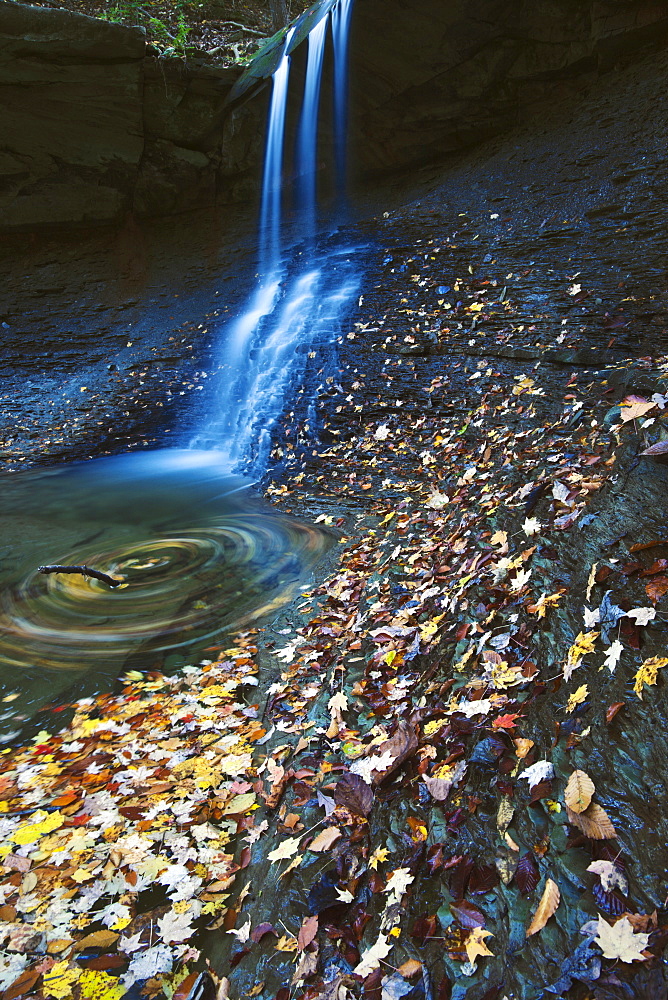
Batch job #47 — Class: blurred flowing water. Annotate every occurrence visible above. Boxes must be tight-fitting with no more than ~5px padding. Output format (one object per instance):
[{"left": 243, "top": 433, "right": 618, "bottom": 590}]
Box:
[
  {"left": 0, "top": 2, "right": 357, "bottom": 739},
  {"left": 190, "top": 0, "right": 359, "bottom": 475},
  {"left": 0, "top": 451, "right": 332, "bottom": 742}
]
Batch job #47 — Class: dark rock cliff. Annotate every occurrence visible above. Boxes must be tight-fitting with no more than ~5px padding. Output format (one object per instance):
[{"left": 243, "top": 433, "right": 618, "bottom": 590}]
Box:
[
  {"left": 2, "top": 0, "right": 668, "bottom": 229},
  {"left": 347, "top": 0, "right": 668, "bottom": 177},
  {"left": 0, "top": 1, "right": 248, "bottom": 228}
]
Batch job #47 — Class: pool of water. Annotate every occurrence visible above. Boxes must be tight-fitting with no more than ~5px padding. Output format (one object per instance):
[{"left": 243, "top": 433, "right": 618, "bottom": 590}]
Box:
[{"left": 0, "top": 448, "right": 332, "bottom": 743}]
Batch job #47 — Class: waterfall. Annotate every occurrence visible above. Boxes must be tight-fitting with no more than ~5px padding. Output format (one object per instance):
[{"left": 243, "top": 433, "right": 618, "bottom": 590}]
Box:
[
  {"left": 260, "top": 27, "right": 295, "bottom": 271},
  {"left": 296, "top": 16, "right": 328, "bottom": 234},
  {"left": 332, "top": 0, "right": 355, "bottom": 194},
  {"left": 190, "top": 0, "right": 357, "bottom": 475}
]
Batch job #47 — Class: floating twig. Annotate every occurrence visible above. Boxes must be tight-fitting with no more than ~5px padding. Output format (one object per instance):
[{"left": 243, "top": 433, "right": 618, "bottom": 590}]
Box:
[{"left": 38, "top": 565, "right": 122, "bottom": 588}]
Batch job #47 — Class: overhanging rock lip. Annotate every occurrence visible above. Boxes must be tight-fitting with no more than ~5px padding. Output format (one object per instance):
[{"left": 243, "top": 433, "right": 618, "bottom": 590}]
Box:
[{"left": 225, "top": 0, "right": 340, "bottom": 107}]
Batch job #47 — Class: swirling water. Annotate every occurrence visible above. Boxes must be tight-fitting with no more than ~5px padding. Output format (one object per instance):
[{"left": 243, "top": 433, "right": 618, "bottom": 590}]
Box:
[
  {"left": 0, "top": 2, "right": 357, "bottom": 738},
  {"left": 0, "top": 451, "right": 332, "bottom": 742}
]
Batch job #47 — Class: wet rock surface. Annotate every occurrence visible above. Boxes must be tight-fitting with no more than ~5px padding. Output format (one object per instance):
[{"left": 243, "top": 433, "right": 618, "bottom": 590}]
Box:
[{"left": 5, "top": 0, "right": 668, "bottom": 229}]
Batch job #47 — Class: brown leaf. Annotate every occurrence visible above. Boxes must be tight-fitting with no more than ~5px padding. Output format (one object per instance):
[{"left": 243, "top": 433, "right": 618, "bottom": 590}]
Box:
[
  {"left": 397, "top": 959, "right": 422, "bottom": 979},
  {"left": 629, "top": 539, "right": 668, "bottom": 553},
  {"left": 3, "top": 854, "right": 31, "bottom": 873},
  {"left": 292, "top": 943, "right": 319, "bottom": 983},
  {"left": 370, "top": 720, "right": 418, "bottom": 785},
  {"left": 297, "top": 914, "right": 319, "bottom": 952},
  {"left": 515, "top": 853, "right": 539, "bottom": 895},
  {"left": 422, "top": 774, "right": 454, "bottom": 801},
  {"left": 529, "top": 780, "right": 553, "bottom": 803},
  {"left": 308, "top": 827, "right": 342, "bottom": 853},
  {"left": 564, "top": 770, "right": 595, "bottom": 814},
  {"left": 640, "top": 559, "right": 668, "bottom": 576},
  {"left": 623, "top": 911, "right": 658, "bottom": 933},
  {"left": 645, "top": 576, "right": 668, "bottom": 604},
  {"left": 640, "top": 441, "right": 668, "bottom": 457},
  {"left": 566, "top": 802, "right": 616, "bottom": 839},
  {"left": 250, "top": 923, "right": 278, "bottom": 944},
  {"left": 526, "top": 878, "right": 560, "bottom": 936},
  {"left": 3, "top": 968, "right": 42, "bottom": 1000},
  {"left": 605, "top": 702, "right": 625, "bottom": 725},
  {"left": 334, "top": 773, "right": 374, "bottom": 817},
  {"left": 74, "top": 930, "right": 119, "bottom": 952}
]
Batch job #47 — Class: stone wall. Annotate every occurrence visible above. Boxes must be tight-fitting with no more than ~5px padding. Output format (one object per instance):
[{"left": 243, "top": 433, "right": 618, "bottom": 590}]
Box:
[
  {"left": 346, "top": 0, "right": 668, "bottom": 176},
  {"left": 0, "top": 1, "right": 246, "bottom": 228}
]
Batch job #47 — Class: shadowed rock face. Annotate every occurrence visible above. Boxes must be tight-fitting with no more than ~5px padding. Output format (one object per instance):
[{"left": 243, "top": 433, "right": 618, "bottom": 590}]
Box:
[
  {"left": 0, "top": 0, "right": 245, "bottom": 228},
  {"left": 346, "top": 0, "right": 668, "bottom": 176},
  {"left": 2, "top": 0, "right": 668, "bottom": 228}
]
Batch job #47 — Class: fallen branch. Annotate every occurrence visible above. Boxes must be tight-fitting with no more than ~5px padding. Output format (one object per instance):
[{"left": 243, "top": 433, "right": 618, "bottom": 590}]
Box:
[
  {"left": 38, "top": 565, "right": 122, "bottom": 588},
  {"left": 216, "top": 21, "right": 267, "bottom": 37}
]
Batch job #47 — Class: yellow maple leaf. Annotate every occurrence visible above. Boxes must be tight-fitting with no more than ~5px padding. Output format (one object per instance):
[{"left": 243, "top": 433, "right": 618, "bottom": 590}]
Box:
[
  {"left": 420, "top": 614, "right": 444, "bottom": 643},
  {"left": 633, "top": 656, "right": 668, "bottom": 699},
  {"left": 369, "top": 847, "right": 390, "bottom": 870},
  {"left": 43, "top": 961, "right": 81, "bottom": 999},
  {"left": 465, "top": 927, "right": 494, "bottom": 964},
  {"left": 12, "top": 809, "right": 65, "bottom": 846},
  {"left": 527, "top": 591, "right": 563, "bottom": 619},
  {"left": 490, "top": 662, "right": 523, "bottom": 690},
  {"left": 79, "top": 969, "right": 127, "bottom": 1000},
  {"left": 566, "top": 685, "right": 589, "bottom": 713},
  {"left": 565, "top": 630, "right": 599, "bottom": 677},
  {"left": 275, "top": 934, "right": 298, "bottom": 952},
  {"left": 278, "top": 854, "right": 303, "bottom": 879}
]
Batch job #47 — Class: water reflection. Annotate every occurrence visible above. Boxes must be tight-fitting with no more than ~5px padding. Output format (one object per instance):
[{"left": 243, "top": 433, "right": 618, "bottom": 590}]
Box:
[{"left": 0, "top": 449, "right": 331, "bottom": 741}]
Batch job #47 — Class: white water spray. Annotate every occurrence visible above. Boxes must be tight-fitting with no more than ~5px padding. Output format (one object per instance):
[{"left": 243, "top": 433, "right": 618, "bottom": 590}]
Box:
[
  {"left": 332, "top": 0, "right": 355, "bottom": 194},
  {"left": 191, "top": 0, "right": 357, "bottom": 474},
  {"left": 260, "top": 27, "right": 295, "bottom": 270}
]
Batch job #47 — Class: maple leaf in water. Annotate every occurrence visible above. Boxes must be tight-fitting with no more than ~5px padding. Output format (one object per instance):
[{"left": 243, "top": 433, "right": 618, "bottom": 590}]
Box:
[
  {"left": 353, "top": 933, "right": 392, "bottom": 977},
  {"left": 267, "top": 837, "right": 302, "bottom": 863},
  {"left": 633, "top": 656, "right": 668, "bottom": 699},
  {"left": 527, "top": 591, "right": 563, "bottom": 619},
  {"left": 626, "top": 607, "right": 656, "bottom": 626},
  {"left": 602, "top": 640, "right": 624, "bottom": 674},
  {"left": 522, "top": 516, "right": 541, "bottom": 536},
  {"left": 566, "top": 684, "right": 589, "bottom": 713},
  {"left": 594, "top": 915, "right": 649, "bottom": 962},
  {"left": 465, "top": 927, "right": 495, "bottom": 965},
  {"left": 564, "top": 630, "right": 599, "bottom": 680},
  {"left": 518, "top": 760, "right": 554, "bottom": 789}
]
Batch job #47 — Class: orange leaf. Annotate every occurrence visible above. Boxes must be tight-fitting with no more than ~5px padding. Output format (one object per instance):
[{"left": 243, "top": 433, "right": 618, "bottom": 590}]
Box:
[
  {"left": 566, "top": 802, "right": 616, "bottom": 839},
  {"left": 397, "top": 959, "right": 422, "bottom": 979},
  {"left": 564, "top": 770, "right": 595, "bottom": 814},
  {"left": 526, "top": 878, "right": 560, "bottom": 936},
  {"left": 605, "top": 702, "right": 625, "bottom": 724},
  {"left": 645, "top": 576, "right": 668, "bottom": 604}
]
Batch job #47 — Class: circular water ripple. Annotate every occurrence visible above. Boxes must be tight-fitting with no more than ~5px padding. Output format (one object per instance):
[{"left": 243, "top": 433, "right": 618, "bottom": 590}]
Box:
[
  {"left": 0, "top": 519, "right": 324, "bottom": 667},
  {"left": 0, "top": 450, "right": 331, "bottom": 731}
]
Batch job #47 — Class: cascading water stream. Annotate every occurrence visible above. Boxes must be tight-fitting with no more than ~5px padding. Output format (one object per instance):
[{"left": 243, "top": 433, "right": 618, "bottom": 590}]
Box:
[
  {"left": 190, "top": 0, "right": 358, "bottom": 476},
  {"left": 296, "top": 16, "right": 328, "bottom": 234},
  {"left": 260, "top": 26, "right": 296, "bottom": 271},
  {"left": 332, "top": 0, "right": 355, "bottom": 195}
]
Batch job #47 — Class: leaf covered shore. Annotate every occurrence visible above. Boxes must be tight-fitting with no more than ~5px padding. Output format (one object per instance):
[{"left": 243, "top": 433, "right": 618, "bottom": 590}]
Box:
[{"left": 3, "top": 323, "right": 668, "bottom": 997}]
